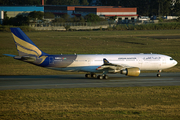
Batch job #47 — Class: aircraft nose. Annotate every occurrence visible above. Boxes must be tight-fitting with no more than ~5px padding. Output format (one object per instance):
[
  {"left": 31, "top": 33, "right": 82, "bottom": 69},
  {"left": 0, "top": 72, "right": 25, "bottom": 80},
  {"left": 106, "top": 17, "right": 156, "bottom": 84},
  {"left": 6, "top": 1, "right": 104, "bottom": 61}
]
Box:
[{"left": 174, "top": 60, "right": 178, "bottom": 65}]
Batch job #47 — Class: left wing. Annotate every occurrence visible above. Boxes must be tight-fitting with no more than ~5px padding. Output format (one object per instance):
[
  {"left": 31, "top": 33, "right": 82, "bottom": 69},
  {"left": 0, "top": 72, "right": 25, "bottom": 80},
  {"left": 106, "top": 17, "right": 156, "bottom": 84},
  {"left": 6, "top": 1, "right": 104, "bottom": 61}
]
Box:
[
  {"left": 96, "top": 58, "right": 124, "bottom": 73},
  {"left": 96, "top": 58, "right": 140, "bottom": 76}
]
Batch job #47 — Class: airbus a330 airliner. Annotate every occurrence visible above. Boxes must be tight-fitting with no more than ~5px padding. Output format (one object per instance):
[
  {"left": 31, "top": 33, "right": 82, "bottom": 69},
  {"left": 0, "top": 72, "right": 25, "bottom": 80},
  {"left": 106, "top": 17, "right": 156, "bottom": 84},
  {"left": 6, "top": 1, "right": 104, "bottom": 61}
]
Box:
[{"left": 4, "top": 28, "right": 178, "bottom": 79}]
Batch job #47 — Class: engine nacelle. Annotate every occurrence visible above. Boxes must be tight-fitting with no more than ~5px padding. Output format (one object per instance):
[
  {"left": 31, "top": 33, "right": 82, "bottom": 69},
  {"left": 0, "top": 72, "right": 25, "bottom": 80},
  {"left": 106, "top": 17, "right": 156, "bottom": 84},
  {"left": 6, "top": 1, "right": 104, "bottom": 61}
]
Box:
[{"left": 121, "top": 67, "right": 140, "bottom": 77}]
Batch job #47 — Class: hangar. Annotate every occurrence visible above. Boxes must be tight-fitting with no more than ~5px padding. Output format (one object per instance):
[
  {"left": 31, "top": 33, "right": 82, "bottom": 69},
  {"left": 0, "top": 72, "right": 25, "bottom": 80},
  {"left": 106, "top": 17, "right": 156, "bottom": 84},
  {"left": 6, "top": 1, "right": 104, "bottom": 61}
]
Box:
[
  {"left": 0, "top": 5, "right": 138, "bottom": 23},
  {"left": 44, "top": 6, "right": 138, "bottom": 22}
]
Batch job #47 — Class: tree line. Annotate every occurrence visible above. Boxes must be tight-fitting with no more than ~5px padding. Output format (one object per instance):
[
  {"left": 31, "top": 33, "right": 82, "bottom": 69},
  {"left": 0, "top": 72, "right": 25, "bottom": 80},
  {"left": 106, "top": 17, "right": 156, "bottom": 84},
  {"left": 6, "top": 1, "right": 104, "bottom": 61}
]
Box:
[
  {"left": 1, "top": 0, "right": 180, "bottom": 16},
  {"left": 0, "top": 0, "right": 90, "bottom": 5},
  {"left": 3, "top": 11, "right": 44, "bottom": 26},
  {"left": 3, "top": 11, "right": 106, "bottom": 26},
  {"left": 96, "top": 0, "right": 180, "bottom": 16}
]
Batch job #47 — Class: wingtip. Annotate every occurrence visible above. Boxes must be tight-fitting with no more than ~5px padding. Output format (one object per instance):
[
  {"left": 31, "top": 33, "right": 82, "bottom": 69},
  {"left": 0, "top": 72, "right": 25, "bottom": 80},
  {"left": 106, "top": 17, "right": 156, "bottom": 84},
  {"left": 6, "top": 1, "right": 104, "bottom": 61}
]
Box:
[{"left": 103, "top": 58, "right": 109, "bottom": 64}]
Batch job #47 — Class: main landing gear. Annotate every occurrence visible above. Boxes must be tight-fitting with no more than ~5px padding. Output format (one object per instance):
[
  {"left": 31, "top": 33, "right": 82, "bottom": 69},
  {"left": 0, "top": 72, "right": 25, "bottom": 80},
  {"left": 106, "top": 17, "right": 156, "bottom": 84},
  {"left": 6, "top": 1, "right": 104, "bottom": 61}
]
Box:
[
  {"left": 85, "top": 73, "right": 97, "bottom": 78},
  {"left": 157, "top": 70, "right": 161, "bottom": 77},
  {"left": 85, "top": 73, "right": 109, "bottom": 79},
  {"left": 97, "top": 75, "right": 109, "bottom": 80}
]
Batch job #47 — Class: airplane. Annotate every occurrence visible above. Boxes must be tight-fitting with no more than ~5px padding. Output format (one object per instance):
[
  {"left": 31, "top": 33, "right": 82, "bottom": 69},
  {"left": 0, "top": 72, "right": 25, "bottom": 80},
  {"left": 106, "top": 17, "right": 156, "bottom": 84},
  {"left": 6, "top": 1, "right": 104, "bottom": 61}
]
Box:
[{"left": 3, "top": 28, "right": 178, "bottom": 79}]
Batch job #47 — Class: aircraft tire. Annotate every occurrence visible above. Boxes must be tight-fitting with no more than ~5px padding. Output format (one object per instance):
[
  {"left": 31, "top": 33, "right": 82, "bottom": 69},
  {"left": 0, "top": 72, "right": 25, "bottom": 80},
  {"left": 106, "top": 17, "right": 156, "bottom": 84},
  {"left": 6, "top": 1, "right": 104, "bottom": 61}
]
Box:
[
  {"left": 103, "top": 75, "right": 108, "bottom": 79},
  {"left": 97, "top": 75, "right": 103, "bottom": 80},
  {"left": 157, "top": 74, "right": 161, "bottom": 77},
  {"left": 85, "top": 74, "right": 91, "bottom": 78},
  {"left": 91, "top": 74, "right": 97, "bottom": 78}
]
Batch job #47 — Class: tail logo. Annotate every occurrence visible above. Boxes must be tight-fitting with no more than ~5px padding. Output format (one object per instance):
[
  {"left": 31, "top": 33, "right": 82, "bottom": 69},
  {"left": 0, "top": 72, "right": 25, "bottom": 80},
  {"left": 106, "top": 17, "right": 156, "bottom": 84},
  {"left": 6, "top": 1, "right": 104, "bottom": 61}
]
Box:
[
  {"left": 38, "top": 56, "right": 48, "bottom": 64},
  {"left": 12, "top": 33, "right": 42, "bottom": 57}
]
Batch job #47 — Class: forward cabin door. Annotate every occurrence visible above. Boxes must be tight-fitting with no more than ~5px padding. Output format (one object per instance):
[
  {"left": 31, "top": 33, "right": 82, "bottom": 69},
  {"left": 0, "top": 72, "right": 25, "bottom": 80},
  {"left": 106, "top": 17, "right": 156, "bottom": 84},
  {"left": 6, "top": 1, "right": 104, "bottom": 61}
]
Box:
[
  {"left": 162, "top": 57, "right": 166, "bottom": 65},
  {"left": 138, "top": 57, "right": 143, "bottom": 69}
]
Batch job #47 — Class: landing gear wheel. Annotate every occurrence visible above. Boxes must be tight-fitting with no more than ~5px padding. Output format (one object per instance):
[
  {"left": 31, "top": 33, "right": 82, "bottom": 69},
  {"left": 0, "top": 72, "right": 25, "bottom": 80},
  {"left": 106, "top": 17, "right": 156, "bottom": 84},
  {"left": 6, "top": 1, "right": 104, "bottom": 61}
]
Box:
[
  {"left": 97, "top": 75, "right": 103, "bottom": 80},
  {"left": 91, "top": 74, "right": 97, "bottom": 78},
  {"left": 157, "top": 70, "right": 161, "bottom": 77},
  {"left": 85, "top": 74, "right": 91, "bottom": 78},
  {"left": 157, "top": 74, "right": 161, "bottom": 77},
  {"left": 85, "top": 73, "right": 97, "bottom": 78},
  {"left": 103, "top": 75, "right": 109, "bottom": 79}
]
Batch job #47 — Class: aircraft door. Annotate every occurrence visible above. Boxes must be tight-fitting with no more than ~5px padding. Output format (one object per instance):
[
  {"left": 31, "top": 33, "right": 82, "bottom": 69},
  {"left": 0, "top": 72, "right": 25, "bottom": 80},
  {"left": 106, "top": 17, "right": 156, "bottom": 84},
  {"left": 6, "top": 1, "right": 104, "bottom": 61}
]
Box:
[
  {"left": 162, "top": 57, "right": 166, "bottom": 64},
  {"left": 138, "top": 58, "right": 143, "bottom": 64},
  {"left": 138, "top": 58, "right": 143, "bottom": 68},
  {"left": 49, "top": 57, "right": 54, "bottom": 64},
  {"left": 88, "top": 59, "right": 93, "bottom": 65}
]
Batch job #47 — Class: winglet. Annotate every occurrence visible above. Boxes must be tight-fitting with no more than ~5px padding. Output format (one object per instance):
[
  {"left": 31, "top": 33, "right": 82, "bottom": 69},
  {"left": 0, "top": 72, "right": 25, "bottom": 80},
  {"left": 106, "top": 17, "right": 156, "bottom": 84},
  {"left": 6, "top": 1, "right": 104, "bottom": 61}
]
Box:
[
  {"left": 96, "top": 58, "right": 113, "bottom": 70},
  {"left": 103, "top": 58, "right": 110, "bottom": 64}
]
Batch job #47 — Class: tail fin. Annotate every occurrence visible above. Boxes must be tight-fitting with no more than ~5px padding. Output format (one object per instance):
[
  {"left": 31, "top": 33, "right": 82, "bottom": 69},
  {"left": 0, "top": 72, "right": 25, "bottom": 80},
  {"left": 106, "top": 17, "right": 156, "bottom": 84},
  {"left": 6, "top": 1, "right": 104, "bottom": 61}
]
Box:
[{"left": 10, "top": 28, "right": 47, "bottom": 57}]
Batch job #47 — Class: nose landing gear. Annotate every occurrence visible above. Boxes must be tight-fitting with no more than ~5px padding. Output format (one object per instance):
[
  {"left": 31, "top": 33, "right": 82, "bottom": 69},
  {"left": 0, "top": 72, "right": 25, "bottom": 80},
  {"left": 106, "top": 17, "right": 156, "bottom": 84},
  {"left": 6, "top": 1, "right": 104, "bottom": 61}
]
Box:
[{"left": 157, "top": 70, "right": 161, "bottom": 77}]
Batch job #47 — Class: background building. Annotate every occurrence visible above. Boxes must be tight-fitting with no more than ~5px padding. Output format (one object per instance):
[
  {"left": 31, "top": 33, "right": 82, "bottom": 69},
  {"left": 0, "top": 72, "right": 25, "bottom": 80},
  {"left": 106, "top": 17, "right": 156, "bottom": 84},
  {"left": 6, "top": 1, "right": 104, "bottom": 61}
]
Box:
[
  {"left": 0, "top": 10, "right": 4, "bottom": 24},
  {"left": 44, "top": 6, "right": 138, "bottom": 22},
  {"left": 0, "top": 5, "right": 138, "bottom": 23},
  {"left": 0, "top": 6, "right": 44, "bottom": 18},
  {"left": 44, "top": 6, "right": 76, "bottom": 18}
]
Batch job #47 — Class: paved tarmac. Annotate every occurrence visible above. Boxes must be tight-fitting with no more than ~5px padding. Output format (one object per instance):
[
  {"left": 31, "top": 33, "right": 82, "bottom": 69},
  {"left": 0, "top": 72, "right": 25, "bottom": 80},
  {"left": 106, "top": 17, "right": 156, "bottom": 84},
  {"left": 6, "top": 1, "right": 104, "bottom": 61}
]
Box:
[{"left": 0, "top": 73, "right": 180, "bottom": 90}]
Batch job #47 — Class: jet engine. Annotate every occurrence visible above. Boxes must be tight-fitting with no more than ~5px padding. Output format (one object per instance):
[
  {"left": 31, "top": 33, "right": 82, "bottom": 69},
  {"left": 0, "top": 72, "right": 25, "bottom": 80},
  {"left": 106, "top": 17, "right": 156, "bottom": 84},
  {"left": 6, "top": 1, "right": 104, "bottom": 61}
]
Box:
[{"left": 121, "top": 67, "right": 140, "bottom": 77}]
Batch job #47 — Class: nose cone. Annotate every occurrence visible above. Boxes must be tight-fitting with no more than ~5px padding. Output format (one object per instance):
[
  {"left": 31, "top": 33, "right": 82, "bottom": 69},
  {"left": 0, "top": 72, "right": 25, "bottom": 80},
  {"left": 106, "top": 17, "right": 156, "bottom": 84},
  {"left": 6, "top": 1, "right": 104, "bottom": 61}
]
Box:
[
  {"left": 172, "top": 60, "right": 178, "bottom": 67},
  {"left": 174, "top": 60, "right": 178, "bottom": 66}
]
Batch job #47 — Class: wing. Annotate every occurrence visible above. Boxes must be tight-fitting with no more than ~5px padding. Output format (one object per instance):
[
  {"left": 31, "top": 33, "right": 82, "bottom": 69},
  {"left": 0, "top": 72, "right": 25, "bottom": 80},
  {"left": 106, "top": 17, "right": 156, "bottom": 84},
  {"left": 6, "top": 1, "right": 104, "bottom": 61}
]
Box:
[
  {"left": 96, "top": 58, "right": 141, "bottom": 76},
  {"left": 96, "top": 58, "right": 126, "bottom": 73}
]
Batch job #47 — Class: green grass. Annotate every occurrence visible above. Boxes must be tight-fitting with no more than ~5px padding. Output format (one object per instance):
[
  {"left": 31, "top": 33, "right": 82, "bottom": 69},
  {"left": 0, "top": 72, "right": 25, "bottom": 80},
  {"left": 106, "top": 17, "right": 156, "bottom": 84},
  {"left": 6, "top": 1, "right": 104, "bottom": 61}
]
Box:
[
  {"left": 0, "top": 86, "right": 180, "bottom": 119},
  {"left": 0, "top": 30, "right": 180, "bottom": 75},
  {"left": 111, "top": 22, "right": 180, "bottom": 30},
  {"left": 1, "top": 30, "right": 180, "bottom": 119}
]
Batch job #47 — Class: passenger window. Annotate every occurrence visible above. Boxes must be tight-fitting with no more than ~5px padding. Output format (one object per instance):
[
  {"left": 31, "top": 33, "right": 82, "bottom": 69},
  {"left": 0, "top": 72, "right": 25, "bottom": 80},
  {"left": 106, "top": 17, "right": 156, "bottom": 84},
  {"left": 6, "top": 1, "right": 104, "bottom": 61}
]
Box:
[{"left": 170, "top": 58, "right": 174, "bottom": 60}]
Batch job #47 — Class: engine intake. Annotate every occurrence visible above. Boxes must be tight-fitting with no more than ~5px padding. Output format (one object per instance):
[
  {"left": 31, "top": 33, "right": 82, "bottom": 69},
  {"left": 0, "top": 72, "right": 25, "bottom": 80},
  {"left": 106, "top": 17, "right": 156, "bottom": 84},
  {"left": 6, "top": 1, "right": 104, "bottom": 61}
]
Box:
[{"left": 121, "top": 67, "right": 140, "bottom": 77}]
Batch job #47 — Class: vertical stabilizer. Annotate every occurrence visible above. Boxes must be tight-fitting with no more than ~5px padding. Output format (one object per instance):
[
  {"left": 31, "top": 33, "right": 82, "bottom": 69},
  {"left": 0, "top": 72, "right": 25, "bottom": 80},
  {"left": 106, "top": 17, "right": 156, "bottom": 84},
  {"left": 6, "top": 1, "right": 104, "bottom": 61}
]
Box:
[{"left": 10, "top": 28, "right": 47, "bottom": 56}]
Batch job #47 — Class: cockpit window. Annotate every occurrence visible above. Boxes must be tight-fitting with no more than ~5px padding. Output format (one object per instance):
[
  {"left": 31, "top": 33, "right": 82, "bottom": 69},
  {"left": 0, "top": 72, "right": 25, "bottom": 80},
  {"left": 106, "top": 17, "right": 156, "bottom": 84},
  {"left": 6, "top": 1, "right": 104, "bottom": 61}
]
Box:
[{"left": 170, "top": 58, "right": 174, "bottom": 60}]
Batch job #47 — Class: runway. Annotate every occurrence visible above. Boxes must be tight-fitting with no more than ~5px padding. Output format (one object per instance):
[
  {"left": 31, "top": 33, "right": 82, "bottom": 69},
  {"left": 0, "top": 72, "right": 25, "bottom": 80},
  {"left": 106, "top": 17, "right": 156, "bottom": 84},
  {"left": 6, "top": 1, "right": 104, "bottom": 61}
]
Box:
[{"left": 0, "top": 73, "right": 180, "bottom": 90}]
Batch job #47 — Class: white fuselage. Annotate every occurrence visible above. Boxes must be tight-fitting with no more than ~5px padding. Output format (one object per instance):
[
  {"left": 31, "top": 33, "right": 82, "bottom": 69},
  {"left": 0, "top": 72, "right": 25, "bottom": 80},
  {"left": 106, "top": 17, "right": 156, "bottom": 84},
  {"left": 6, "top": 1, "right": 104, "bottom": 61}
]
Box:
[
  {"left": 50, "top": 54, "right": 177, "bottom": 73},
  {"left": 9, "top": 28, "right": 178, "bottom": 78}
]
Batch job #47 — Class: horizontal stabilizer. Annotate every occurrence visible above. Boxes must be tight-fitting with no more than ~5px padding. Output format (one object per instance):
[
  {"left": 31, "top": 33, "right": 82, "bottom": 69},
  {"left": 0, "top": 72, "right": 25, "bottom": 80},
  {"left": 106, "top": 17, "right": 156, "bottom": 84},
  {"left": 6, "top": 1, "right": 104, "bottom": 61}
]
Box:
[
  {"left": 3, "top": 54, "right": 16, "bottom": 57},
  {"left": 14, "top": 56, "right": 37, "bottom": 62},
  {"left": 21, "top": 56, "right": 36, "bottom": 62}
]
